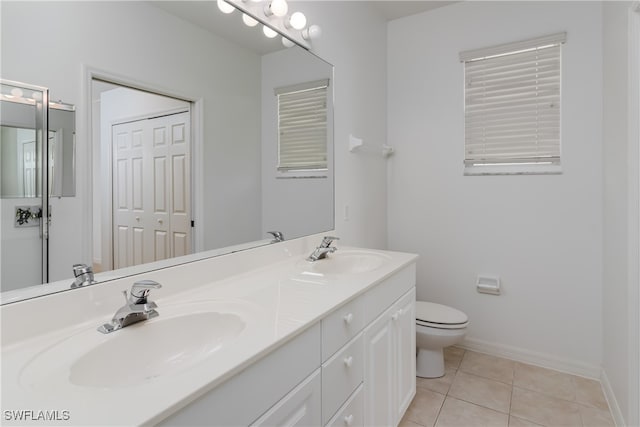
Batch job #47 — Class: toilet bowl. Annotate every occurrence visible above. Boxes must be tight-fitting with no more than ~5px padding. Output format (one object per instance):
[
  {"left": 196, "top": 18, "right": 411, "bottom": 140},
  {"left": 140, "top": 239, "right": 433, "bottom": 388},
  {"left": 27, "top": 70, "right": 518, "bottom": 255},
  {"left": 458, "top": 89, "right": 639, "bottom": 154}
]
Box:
[{"left": 416, "top": 301, "right": 468, "bottom": 378}]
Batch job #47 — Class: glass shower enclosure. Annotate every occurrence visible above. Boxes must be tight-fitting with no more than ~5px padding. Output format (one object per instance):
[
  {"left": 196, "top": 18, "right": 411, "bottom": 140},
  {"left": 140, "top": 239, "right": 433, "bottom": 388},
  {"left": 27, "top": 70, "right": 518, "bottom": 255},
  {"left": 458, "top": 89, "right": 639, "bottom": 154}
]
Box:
[{"left": 0, "top": 80, "right": 49, "bottom": 290}]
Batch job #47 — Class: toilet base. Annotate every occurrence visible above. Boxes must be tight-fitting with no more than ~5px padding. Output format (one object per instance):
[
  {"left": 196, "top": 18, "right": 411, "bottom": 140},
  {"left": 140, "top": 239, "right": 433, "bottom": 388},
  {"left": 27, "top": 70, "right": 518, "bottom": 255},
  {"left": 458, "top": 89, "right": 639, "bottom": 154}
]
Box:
[{"left": 416, "top": 348, "right": 445, "bottom": 378}]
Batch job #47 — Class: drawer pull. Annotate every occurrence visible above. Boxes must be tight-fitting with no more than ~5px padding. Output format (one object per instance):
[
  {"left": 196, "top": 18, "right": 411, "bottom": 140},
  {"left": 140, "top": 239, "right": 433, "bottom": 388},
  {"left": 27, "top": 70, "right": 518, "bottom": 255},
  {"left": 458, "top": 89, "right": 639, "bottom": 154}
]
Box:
[
  {"left": 343, "top": 356, "right": 353, "bottom": 368},
  {"left": 344, "top": 414, "right": 354, "bottom": 426},
  {"left": 343, "top": 313, "right": 354, "bottom": 324}
]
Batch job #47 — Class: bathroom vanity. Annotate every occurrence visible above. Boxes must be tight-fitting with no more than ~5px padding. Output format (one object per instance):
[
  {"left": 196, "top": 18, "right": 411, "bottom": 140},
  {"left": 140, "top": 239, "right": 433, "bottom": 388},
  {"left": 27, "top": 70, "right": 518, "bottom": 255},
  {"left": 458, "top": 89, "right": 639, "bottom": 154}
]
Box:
[{"left": 1, "top": 234, "right": 417, "bottom": 426}]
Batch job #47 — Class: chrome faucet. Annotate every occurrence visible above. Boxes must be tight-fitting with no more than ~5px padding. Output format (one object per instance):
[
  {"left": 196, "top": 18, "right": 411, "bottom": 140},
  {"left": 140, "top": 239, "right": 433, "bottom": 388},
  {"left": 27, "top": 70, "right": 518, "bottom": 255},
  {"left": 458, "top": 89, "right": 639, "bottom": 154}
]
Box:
[
  {"left": 97, "top": 280, "right": 162, "bottom": 334},
  {"left": 71, "top": 264, "right": 96, "bottom": 288},
  {"left": 307, "top": 236, "right": 340, "bottom": 262},
  {"left": 267, "top": 231, "right": 285, "bottom": 243}
]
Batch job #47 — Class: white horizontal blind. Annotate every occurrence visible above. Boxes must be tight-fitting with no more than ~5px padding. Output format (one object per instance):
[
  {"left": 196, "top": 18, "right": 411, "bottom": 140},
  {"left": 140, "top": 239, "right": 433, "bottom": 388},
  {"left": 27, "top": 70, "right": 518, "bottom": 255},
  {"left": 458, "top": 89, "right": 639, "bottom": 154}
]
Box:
[
  {"left": 277, "top": 79, "right": 329, "bottom": 171},
  {"left": 461, "top": 33, "right": 565, "bottom": 169}
]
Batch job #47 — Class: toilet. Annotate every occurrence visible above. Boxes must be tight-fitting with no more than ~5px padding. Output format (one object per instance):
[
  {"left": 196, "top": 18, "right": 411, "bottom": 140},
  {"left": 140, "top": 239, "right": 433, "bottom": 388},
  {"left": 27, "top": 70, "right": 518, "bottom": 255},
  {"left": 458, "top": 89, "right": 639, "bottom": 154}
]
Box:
[{"left": 415, "top": 301, "right": 469, "bottom": 378}]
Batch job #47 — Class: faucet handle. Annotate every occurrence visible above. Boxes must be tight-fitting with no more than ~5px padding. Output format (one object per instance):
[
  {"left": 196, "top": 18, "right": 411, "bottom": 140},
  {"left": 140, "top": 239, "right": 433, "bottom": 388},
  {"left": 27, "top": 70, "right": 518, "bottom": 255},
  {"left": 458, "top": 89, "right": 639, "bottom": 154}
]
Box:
[
  {"left": 267, "top": 231, "right": 285, "bottom": 242},
  {"left": 321, "top": 236, "right": 340, "bottom": 247},
  {"left": 73, "top": 263, "right": 92, "bottom": 277},
  {"left": 129, "top": 280, "right": 162, "bottom": 304}
]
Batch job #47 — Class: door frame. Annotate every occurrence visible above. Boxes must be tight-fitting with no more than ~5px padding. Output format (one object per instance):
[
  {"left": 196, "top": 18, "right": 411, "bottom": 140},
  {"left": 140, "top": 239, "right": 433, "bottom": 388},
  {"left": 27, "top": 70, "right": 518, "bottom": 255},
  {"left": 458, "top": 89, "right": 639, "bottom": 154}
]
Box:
[{"left": 83, "top": 66, "right": 204, "bottom": 272}]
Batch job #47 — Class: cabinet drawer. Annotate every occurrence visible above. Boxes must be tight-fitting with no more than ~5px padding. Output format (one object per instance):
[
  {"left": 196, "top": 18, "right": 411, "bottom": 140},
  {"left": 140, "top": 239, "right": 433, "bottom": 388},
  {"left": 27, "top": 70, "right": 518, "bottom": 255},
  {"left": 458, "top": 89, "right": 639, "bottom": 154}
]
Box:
[
  {"left": 322, "top": 295, "right": 364, "bottom": 361},
  {"left": 363, "top": 264, "right": 416, "bottom": 325},
  {"left": 251, "top": 369, "right": 321, "bottom": 427},
  {"left": 325, "top": 384, "right": 363, "bottom": 427},
  {"left": 322, "top": 332, "right": 364, "bottom": 424}
]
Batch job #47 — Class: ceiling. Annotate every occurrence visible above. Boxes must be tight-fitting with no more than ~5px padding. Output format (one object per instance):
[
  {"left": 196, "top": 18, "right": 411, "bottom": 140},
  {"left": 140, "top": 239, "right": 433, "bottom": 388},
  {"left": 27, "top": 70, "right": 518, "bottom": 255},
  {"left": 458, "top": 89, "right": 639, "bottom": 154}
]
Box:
[
  {"left": 370, "top": 1, "right": 458, "bottom": 21},
  {"left": 150, "top": 1, "right": 458, "bottom": 56},
  {"left": 151, "top": 1, "right": 288, "bottom": 55}
]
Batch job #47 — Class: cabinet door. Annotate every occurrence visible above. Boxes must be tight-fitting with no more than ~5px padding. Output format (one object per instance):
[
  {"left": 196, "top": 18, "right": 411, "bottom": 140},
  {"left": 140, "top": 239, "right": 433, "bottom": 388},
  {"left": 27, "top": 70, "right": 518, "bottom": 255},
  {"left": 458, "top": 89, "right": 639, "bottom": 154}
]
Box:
[
  {"left": 363, "top": 306, "right": 395, "bottom": 427},
  {"left": 394, "top": 289, "right": 416, "bottom": 422},
  {"left": 251, "top": 369, "right": 321, "bottom": 427}
]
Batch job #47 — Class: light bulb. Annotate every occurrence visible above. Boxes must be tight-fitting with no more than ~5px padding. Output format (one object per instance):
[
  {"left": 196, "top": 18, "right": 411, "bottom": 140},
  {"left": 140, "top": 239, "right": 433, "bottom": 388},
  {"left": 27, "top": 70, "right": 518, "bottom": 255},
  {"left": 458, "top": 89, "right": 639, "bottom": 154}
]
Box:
[
  {"left": 217, "top": 0, "right": 235, "bottom": 14},
  {"left": 242, "top": 13, "right": 258, "bottom": 26},
  {"left": 302, "top": 24, "right": 321, "bottom": 41},
  {"left": 287, "top": 12, "right": 306, "bottom": 30},
  {"left": 282, "top": 37, "right": 294, "bottom": 48},
  {"left": 262, "top": 25, "right": 278, "bottom": 38},
  {"left": 264, "top": 0, "right": 287, "bottom": 17},
  {"left": 10, "top": 88, "right": 23, "bottom": 98}
]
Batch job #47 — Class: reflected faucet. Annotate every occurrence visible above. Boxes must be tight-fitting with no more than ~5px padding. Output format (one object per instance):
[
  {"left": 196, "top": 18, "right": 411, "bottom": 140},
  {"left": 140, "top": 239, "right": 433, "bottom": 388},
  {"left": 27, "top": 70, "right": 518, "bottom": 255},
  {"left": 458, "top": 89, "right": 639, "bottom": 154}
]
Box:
[
  {"left": 97, "top": 280, "right": 162, "bottom": 334},
  {"left": 71, "top": 264, "right": 96, "bottom": 288},
  {"left": 307, "top": 236, "right": 340, "bottom": 262},
  {"left": 267, "top": 231, "right": 285, "bottom": 243}
]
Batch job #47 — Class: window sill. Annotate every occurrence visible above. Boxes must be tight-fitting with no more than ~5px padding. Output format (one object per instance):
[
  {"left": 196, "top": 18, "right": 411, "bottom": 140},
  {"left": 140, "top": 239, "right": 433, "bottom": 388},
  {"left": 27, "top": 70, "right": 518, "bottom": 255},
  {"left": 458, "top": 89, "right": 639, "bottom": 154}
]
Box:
[
  {"left": 464, "top": 163, "right": 563, "bottom": 176},
  {"left": 276, "top": 169, "right": 328, "bottom": 179}
]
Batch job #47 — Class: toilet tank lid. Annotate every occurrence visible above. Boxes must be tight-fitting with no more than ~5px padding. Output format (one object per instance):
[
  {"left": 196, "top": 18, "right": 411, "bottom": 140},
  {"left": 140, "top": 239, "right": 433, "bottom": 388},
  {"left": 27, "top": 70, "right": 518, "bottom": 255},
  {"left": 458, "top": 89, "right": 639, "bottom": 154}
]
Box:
[{"left": 416, "top": 301, "right": 468, "bottom": 325}]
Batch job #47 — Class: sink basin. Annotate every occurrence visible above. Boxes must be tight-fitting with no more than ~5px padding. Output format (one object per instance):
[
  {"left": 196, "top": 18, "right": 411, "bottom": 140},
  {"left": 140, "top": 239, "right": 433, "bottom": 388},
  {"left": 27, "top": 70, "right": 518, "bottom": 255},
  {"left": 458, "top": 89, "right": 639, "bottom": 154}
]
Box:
[
  {"left": 70, "top": 312, "right": 244, "bottom": 388},
  {"left": 300, "top": 250, "right": 391, "bottom": 275},
  {"left": 19, "top": 300, "right": 251, "bottom": 390}
]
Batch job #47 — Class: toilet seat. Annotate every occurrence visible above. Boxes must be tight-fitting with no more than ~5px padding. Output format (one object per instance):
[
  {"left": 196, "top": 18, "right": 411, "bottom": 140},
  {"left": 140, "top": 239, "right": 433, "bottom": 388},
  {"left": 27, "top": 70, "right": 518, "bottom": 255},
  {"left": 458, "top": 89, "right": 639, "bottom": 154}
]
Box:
[{"left": 416, "top": 301, "right": 468, "bottom": 330}]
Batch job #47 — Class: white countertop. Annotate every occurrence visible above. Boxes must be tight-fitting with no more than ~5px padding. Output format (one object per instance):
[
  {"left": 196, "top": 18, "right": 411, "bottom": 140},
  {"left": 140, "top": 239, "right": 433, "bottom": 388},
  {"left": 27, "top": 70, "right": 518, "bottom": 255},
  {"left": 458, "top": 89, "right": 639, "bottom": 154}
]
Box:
[{"left": 1, "top": 242, "right": 417, "bottom": 426}]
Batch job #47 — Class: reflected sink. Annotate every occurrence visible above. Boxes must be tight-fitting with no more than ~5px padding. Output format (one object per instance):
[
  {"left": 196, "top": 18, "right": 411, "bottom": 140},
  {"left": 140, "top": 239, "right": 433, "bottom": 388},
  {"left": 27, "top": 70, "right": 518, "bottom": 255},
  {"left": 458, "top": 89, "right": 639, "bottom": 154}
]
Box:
[
  {"left": 70, "top": 312, "right": 244, "bottom": 388},
  {"left": 300, "top": 250, "right": 392, "bottom": 275},
  {"left": 20, "top": 301, "right": 250, "bottom": 391}
]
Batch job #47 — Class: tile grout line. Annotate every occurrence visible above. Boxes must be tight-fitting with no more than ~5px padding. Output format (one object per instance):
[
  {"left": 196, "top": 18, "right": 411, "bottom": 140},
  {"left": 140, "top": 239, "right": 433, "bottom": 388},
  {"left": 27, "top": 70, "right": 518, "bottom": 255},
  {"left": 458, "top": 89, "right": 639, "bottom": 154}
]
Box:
[{"left": 508, "top": 378, "right": 514, "bottom": 424}]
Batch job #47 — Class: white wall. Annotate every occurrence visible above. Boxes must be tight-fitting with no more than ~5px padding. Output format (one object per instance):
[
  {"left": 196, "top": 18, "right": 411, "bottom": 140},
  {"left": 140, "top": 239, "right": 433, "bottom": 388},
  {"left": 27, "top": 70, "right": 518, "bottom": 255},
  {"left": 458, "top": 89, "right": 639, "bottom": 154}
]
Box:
[
  {"left": 602, "top": 2, "right": 640, "bottom": 425},
  {"left": 261, "top": 47, "right": 334, "bottom": 241},
  {"left": 387, "top": 1, "right": 604, "bottom": 374},
  {"left": 1, "top": 2, "right": 263, "bottom": 283},
  {"left": 290, "top": 1, "right": 389, "bottom": 249}
]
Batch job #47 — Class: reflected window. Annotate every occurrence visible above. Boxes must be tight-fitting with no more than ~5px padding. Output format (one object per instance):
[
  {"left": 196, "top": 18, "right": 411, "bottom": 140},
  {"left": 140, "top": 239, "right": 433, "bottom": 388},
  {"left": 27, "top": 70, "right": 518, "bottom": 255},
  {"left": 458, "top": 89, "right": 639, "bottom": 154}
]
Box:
[{"left": 276, "top": 79, "right": 329, "bottom": 173}]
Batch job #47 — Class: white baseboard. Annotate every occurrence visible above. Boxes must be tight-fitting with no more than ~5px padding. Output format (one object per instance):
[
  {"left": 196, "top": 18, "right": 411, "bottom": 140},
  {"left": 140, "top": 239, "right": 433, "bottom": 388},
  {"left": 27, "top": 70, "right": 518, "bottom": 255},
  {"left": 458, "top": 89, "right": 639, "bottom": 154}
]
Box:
[
  {"left": 459, "top": 337, "right": 602, "bottom": 379},
  {"left": 600, "top": 370, "right": 626, "bottom": 427}
]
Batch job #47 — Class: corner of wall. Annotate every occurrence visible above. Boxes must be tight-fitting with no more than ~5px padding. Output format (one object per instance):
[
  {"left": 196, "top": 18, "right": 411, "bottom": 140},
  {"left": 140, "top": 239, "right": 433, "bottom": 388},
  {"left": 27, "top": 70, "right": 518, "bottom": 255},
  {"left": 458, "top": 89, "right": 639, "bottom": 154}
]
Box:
[{"left": 601, "top": 369, "right": 627, "bottom": 427}]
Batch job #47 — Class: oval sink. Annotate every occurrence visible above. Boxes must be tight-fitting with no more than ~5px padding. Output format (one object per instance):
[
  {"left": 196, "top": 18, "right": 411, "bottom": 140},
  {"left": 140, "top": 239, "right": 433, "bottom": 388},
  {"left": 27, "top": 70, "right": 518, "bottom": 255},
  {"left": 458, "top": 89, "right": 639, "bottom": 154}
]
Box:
[
  {"left": 69, "top": 312, "right": 244, "bottom": 388},
  {"left": 300, "top": 250, "right": 391, "bottom": 275},
  {"left": 20, "top": 301, "right": 252, "bottom": 391}
]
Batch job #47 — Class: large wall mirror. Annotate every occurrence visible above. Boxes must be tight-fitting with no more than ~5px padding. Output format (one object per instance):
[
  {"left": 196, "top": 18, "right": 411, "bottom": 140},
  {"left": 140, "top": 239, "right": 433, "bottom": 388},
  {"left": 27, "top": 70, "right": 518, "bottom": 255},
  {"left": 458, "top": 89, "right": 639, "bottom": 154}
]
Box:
[{"left": 0, "top": 1, "right": 334, "bottom": 303}]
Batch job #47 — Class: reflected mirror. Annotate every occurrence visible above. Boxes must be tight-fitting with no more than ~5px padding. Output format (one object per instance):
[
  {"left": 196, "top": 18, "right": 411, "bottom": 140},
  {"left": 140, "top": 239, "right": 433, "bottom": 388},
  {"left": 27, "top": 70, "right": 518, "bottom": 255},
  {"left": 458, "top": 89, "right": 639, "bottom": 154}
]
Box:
[
  {"left": 0, "top": 101, "right": 76, "bottom": 199},
  {"left": 0, "top": 1, "right": 334, "bottom": 302}
]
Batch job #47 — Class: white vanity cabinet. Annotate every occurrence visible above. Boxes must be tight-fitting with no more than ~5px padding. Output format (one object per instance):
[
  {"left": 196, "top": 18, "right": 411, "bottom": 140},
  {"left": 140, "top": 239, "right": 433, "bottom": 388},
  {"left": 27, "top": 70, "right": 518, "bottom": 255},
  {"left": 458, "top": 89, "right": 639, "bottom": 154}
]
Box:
[
  {"left": 363, "top": 284, "right": 416, "bottom": 427},
  {"left": 158, "top": 263, "right": 416, "bottom": 427},
  {"left": 322, "top": 264, "right": 417, "bottom": 427}
]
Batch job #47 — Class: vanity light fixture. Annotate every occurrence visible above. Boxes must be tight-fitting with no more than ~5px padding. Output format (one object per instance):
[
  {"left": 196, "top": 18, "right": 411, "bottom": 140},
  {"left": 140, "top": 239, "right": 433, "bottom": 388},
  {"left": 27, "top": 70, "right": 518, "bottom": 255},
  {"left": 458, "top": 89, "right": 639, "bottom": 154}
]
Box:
[
  {"left": 262, "top": 25, "right": 278, "bottom": 38},
  {"left": 285, "top": 11, "right": 306, "bottom": 30},
  {"left": 301, "top": 24, "right": 322, "bottom": 41},
  {"left": 217, "top": 0, "right": 235, "bottom": 14},
  {"left": 282, "top": 37, "right": 295, "bottom": 48},
  {"left": 222, "top": 0, "right": 320, "bottom": 47},
  {"left": 10, "top": 88, "right": 23, "bottom": 98},
  {"left": 242, "top": 13, "right": 259, "bottom": 27},
  {"left": 264, "top": 0, "right": 288, "bottom": 17}
]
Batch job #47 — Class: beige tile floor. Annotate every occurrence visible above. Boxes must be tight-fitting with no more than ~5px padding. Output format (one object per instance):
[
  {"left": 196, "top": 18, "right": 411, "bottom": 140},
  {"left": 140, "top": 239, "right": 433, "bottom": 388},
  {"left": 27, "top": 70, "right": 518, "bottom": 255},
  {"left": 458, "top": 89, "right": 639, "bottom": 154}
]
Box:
[{"left": 400, "top": 347, "right": 615, "bottom": 427}]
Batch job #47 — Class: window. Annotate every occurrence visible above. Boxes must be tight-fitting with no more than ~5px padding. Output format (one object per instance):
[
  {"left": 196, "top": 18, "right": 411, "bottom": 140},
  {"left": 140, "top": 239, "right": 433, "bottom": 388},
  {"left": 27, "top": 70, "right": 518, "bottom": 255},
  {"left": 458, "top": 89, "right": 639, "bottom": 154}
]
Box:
[
  {"left": 460, "top": 33, "right": 566, "bottom": 175},
  {"left": 276, "top": 79, "right": 329, "bottom": 174}
]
